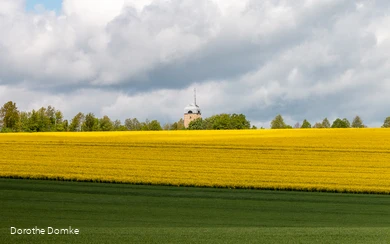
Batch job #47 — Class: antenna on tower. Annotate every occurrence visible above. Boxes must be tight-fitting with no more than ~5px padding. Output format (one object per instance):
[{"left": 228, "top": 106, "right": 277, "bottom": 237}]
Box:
[{"left": 194, "top": 88, "right": 196, "bottom": 105}]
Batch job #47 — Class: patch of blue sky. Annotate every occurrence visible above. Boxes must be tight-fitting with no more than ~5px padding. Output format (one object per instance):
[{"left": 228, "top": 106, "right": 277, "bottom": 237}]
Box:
[{"left": 25, "top": 0, "right": 63, "bottom": 13}]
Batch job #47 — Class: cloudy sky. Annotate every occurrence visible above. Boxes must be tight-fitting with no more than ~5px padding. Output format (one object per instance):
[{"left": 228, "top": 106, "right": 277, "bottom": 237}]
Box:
[{"left": 1, "top": 0, "right": 390, "bottom": 127}]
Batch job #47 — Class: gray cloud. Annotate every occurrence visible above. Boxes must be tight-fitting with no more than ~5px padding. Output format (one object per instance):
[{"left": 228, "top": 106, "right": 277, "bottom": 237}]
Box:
[{"left": 1, "top": 0, "right": 390, "bottom": 127}]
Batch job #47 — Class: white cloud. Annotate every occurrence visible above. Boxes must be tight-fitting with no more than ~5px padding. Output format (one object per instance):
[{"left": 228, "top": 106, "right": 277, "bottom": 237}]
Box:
[
  {"left": 1, "top": 0, "right": 390, "bottom": 127},
  {"left": 0, "top": 0, "right": 24, "bottom": 16},
  {"left": 62, "top": 0, "right": 125, "bottom": 27}
]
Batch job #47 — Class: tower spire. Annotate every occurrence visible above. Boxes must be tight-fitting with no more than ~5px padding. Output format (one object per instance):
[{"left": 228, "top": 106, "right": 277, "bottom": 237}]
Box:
[{"left": 194, "top": 88, "right": 196, "bottom": 106}]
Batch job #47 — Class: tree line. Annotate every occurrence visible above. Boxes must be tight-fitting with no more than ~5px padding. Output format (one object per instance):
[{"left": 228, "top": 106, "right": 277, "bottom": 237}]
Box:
[
  {"left": 0, "top": 101, "right": 251, "bottom": 132},
  {"left": 270, "top": 114, "right": 390, "bottom": 129},
  {"left": 0, "top": 101, "right": 168, "bottom": 132},
  {"left": 2, "top": 101, "right": 390, "bottom": 132}
]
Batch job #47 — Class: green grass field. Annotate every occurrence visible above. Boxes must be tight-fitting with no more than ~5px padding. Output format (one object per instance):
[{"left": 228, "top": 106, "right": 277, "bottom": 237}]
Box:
[{"left": 1, "top": 178, "right": 389, "bottom": 243}]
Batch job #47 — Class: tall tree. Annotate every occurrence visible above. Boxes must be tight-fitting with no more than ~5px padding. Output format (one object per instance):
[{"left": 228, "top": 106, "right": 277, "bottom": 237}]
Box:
[
  {"left": 113, "top": 119, "right": 122, "bottom": 130},
  {"left": 352, "top": 116, "right": 364, "bottom": 128},
  {"left": 46, "top": 106, "right": 56, "bottom": 131},
  {"left": 82, "top": 113, "right": 97, "bottom": 131},
  {"left": 0, "top": 101, "right": 19, "bottom": 131},
  {"left": 99, "top": 115, "right": 113, "bottom": 131},
  {"left": 301, "top": 119, "right": 311, "bottom": 128},
  {"left": 63, "top": 120, "right": 69, "bottom": 132},
  {"left": 342, "top": 118, "right": 351, "bottom": 128},
  {"left": 17, "top": 111, "right": 30, "bottom": 132},
  {"left": 69, "top": 112, "right": 85, "bottom": 132},
  {"left": 382, "top": 117, "right": 390, "bottom": 128},
  {"left": 321, "top": 118, "right": 330, "bottom": 128},
  {"left": 55, "top": 110, "right": 65, "bottom": 131},
  {"left": 37, "top": 107, "right": 51, "bottom": 132},
  {"left": 176, "top": 118, "right": 185, "bottom": 130},
  {"left": 124, "top": 118, "right": 132, "bottom": 130},
  {"left": 55, "top": 111, "right": 63, "bottom": 125},
  {"left": 28, "top": 110, "right": 39, "bottom": 132},
  {"left": 271, "top": 115, "right": 287, "bottom": 129}
]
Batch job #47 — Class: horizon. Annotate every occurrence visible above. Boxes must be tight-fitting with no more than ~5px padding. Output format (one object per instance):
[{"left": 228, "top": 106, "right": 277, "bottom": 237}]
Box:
[{"left": 1, "top": 1, "right": 390, "bottom": 128}]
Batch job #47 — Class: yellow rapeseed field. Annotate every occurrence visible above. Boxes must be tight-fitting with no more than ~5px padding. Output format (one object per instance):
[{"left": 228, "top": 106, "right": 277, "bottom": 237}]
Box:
[{"left": 0, "top": 129, "right": 389, "bottom": 193}]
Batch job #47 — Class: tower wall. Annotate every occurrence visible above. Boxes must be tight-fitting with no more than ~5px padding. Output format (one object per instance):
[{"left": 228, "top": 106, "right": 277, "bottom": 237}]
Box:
[{"left": 184, "top": 113, "right": 202, "bottom": 128}]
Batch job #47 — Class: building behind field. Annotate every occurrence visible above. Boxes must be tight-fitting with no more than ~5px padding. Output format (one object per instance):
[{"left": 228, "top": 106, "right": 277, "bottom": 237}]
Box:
[{"left": 184, "top": 89, "right": 201, "bottom": 128}]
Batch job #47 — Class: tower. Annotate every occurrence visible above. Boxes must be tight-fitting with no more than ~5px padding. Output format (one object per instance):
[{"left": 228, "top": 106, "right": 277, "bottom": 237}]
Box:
[{"left": 184, "top": 88, "right": 202, "bottom": 128}]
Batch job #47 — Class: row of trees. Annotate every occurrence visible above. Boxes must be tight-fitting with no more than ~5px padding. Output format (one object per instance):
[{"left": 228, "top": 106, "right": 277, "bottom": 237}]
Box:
[
  {"left": 188, "top": 113, "right": 251, "bottom": 130},
  {"left": 0, "top": 101, "right": 167, "bottom": 132},
  {"left": 0, "top": 101, "right": 245, "bottom": 132},
  {"left": 0, "top": 101, "right": 252, "bottom": 132},
  {"left": 2, "top": 100, "right": 390, "bottom": 132},
  {"left": 270, "top": 115, "right": 379, "bottom": 129}
]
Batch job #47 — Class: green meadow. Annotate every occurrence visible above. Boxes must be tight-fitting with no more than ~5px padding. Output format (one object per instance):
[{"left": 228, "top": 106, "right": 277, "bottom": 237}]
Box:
[{"left": 0, "top": 178, "right": 389, "bottom": 243}]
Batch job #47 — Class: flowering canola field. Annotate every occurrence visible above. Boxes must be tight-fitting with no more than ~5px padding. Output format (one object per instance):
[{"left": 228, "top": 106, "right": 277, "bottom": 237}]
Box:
[{"left": 0, "top": 129, "right": 389, "bottom": 194}]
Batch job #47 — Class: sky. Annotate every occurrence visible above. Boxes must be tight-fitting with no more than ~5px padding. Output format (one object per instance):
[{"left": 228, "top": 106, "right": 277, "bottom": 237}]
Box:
[
  {"left": 1, "top": 0, "right": 390, "bottom": 128},
  {"left": 25, "top": 0, "right": 62, "bottom": 13}
]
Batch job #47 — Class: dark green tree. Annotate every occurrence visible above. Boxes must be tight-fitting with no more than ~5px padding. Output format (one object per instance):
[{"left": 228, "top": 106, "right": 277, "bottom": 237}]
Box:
[
  {"left": 63, "top": 120, "right": 69, "bottom": 132},
  {"left": 99, "top": 115, "right": 113, "bottom": 131},
  {"left": 271, "top": 115, "right": 287, "bottom": 129},
  {"left": 148, "top": 120, "right": 162, "bottom": 131},
  {"left": 28, "top": 110, "right": 39, "bottom": 132},
  {"left": 37, "top": 107, "right": 51, "bottom": 132},
  {"left": 331, "top": 118, "right": 350, "bottom": 128},
  {"left": 212, "top": 114, "right": 231, "bottom": 130},
  {"left": 342, "top": 118, "right": 351, "bottom": 128},
  {"left": 301, "top": 119, "right": 311, "bottom": 128},
  {"left": 200, "top": 113, "right": 250, "bottom": 130},
  {"left": 230, "top": 113, "right": 251, "bottom": 129},
  {"left": 82, "top": 113, "right": 97, "bottom": 131}
]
